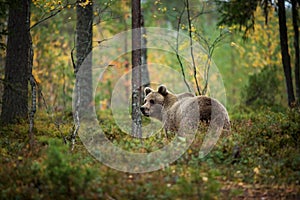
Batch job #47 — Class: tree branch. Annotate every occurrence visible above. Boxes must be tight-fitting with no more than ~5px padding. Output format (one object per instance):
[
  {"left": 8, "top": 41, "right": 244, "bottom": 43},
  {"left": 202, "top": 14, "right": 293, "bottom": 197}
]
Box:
[
  {"left": 30, "top": 1, "right": 76, "bottom": 30},
  {"left": 175, "top": 6, "right": 192, "bottom": 93},
  {"left": 186, "top": 0, "right": 201, "bottom": 95}
]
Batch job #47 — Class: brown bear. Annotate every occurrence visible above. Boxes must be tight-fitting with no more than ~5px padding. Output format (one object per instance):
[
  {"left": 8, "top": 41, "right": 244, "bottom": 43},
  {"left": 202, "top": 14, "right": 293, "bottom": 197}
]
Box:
[{"left": 140, "top": 85, "right": 230, "bottom": 135}]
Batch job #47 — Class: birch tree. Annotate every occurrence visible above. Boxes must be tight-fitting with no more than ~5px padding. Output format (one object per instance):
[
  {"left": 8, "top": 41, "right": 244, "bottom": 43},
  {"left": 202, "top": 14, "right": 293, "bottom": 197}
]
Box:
[
  {"left": 131, "top": 0, "right": 142, "bottom": 137},
  {"left": 71, "top": 0, "right": 93, "bottom": 149}
]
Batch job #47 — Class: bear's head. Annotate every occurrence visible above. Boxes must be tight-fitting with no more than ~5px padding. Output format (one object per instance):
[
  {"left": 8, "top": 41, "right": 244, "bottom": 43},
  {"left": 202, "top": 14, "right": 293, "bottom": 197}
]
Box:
[{"left": 140, "top": 85, "right": 169, "bottom": 120}]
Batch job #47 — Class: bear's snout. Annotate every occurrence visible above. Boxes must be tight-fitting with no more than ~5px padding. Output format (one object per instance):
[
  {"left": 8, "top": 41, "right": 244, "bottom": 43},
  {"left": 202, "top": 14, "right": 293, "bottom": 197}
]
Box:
[
  {"left": 140, "top": 106, "right": 145, "bottom": 114},
  {"left": 140, "top": 106, "right": 145, "bottom": 113},
  {"left": 140, "top": 106, "right": 149, "bottom": 116}
]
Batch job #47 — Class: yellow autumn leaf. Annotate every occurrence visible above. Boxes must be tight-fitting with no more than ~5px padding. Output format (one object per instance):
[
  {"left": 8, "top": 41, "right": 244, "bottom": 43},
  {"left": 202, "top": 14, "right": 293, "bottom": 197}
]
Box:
[
  {"left": 253, "top": 166, "right": 260, "bottom": 174},
  {"left": 190, "top": 26, "right": 196, "bottom": 32}
]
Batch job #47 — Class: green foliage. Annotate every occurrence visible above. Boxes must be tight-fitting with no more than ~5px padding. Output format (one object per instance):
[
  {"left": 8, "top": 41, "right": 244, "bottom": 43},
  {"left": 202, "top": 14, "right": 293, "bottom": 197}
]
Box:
[
  {"left": 172, "top": 165, "right": 222, "bottom": 199},
  {"left": 0, "top": 138, "right": 103, "bottom": 199},
  {"left": 1, "top": 108, "right": 300, "bottom": 199},
  {"left": 241, "top": 66, "right": 281, "bottom": 109},
  {"left": 224, "top": 108, "right": 300, "bottom": 185},
  {"left": 216, "top": 0, "right": 259, "bottom": 35},
  {"left": 42, "top": 139, "right": 99, "bottom": 198}
]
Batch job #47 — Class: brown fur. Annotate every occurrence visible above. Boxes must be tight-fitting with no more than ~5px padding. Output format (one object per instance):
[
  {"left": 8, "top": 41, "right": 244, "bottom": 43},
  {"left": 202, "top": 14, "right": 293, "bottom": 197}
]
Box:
[
  {"left": 176, "top": 92, "right": 195, "bottom": 99},
  {"left": 140, "top": 85, "right": 230, "bottom": 133}
]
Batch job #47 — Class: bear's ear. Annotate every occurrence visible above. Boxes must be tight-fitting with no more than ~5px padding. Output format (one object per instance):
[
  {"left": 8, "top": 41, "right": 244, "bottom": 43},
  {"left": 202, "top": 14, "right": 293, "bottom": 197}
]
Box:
[
  {"left": 158, "top": 85, "right": 168, "bottom": 96},
  {"left": 144, "top": 87, "right": 154, "bottom": 96}
]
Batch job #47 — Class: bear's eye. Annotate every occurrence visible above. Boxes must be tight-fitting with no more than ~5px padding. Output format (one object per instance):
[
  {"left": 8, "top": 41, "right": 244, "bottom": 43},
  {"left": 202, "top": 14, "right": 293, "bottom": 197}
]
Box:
[{"left": 150, "top": 99, "right": 155, "bottom": 104}]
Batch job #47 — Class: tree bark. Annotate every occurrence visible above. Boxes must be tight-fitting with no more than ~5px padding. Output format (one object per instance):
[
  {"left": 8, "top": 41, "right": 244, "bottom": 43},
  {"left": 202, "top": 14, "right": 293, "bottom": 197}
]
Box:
[
  {"left": 141, "top": 14, "right": 150, "bottom": 100},
  {"left": 132, "top": 0, "right": 142, "bottom": 137},
  {"left": 76, "top": 0, "right": 93, "bottom": 118},
  {"left": 71, "top": 0, "right": 93, "bottom": 149},
  {"left": 1, "top": 0, "right": 30, "bottom": 124},
  {"left": 292, "top": 0, "right": 300, "bottom": 103},
  {"left": 278, "top": 0, "right": 295, "bottom": 107}
]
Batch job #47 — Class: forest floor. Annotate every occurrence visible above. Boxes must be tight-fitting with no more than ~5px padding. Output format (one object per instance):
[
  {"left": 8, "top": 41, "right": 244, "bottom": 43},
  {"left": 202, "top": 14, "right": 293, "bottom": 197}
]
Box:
[{"left": 0, "top": 107, "right": 300, "bottom": 199}]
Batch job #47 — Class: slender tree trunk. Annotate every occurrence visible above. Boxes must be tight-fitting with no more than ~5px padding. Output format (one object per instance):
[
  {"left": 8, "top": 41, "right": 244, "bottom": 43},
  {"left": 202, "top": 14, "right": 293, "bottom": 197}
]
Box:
[
  {"left": 132, "top": 0, "right": 142, "bottom": 137},
  {"left": 141, "top": 14, "right": 150, "bottom": 100},
  {"left": 186, "top": 0, "right": 201, "bottom": 95},
  {"left": 278, "top": 0, "right": 295, "bottom": 107},
  {"left": 292, "top": 0, "right": 300, "bottom": 103},
  {"left": 1, "top": 0, "right": 30, "bottom": 124},
  {"left": 71, "top": 0, "right": 93, "bottom": 149},
  {"left": 231, "top": 34, "right": 236, "bottom": 105},
  {"left": 76, "top": 0, "right": 93, "bottom": 118},
  {"left": 124, "top": 18, "right": 130, "bottom": 104}
]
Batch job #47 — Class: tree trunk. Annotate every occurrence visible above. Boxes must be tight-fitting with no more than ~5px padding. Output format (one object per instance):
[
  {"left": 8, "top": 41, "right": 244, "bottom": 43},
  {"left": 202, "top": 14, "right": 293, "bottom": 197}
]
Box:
[
  {"left": 132, "top": 0, "right": 142, "bottom": 137},
  {"left": 1, "top": 0, "right": 30, "bottom": 124},
  {"left": 292, "top": 0, "right": 300, "bottom": 103},
  {"left": 278, "top": 0, "right": 295, "bottom": 107},
  {"left": 76, "top": 0, "right": 93, "bottom": 119},
  {"left": 141, "top": 14, "right": 150, "bottom": 100},
  {"left": 71, "top": 0, "right": 93, "bottom": 149}
]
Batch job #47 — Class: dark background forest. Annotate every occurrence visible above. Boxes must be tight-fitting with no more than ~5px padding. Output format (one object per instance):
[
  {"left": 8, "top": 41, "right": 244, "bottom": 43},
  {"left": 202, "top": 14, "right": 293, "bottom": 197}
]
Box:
[{"left": 0, "top": 0, "right": 299, "bottom": 199}]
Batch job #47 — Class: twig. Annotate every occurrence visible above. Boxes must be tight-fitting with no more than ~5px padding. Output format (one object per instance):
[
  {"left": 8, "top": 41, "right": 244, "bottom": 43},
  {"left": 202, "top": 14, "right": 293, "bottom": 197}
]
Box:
[
  {"left": 175, "top": 7, "right": 192, "bottom": 93},
  {"left": 28, "top": 32, "right": 36, "bottom": 148},
  {"left": 70, "top": 30, "right": 79, "bottom": 150},
  {"left": 200, "top": 29, "right": 230, "bottom": 95},
  {"left": 29, "top": 75, "right": 37, "bottom": 138},
  {"left": 71, "top": 38, "right": 77, "bottom": 72},
  {"left": 186, "top": 0, "right": 201, "bottom": 95},
  {"left": 30, "top": 1, "right": 76, "bottom": 30},
  {"left": 39, "top": 89, "right": 68, "bottom": 144},
  {"left": 71, "top": 79, "right": 81, "bottom": 151}
]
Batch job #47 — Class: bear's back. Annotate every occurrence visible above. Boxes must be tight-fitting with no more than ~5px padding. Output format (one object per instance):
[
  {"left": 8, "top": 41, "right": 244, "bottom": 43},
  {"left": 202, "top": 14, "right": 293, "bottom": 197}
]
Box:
[{"left": 164, "top": 95, "right": 230, "bottom": 132}]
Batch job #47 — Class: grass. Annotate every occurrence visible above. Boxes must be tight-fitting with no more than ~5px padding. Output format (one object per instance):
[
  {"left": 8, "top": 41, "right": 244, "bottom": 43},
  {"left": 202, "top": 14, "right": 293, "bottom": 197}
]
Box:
[{"left": 0, "top": 107, "right": 300, "bottom": 199}]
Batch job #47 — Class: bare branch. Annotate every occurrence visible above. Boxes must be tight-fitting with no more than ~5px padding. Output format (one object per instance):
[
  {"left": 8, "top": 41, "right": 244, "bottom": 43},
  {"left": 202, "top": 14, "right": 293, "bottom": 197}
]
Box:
[
  {"left": 71, "top": 37, "right": 77, "bottom": 73},
  {"left": 198, "top": 29, "right": 231, "bottom": 95},
  {"left": 37, "top": 87, "right": 68, "bottom": 144},
  {"left": 175, "top": 7, "right": 192, "bottom": 93},
  {"left": 28, "top": 32, "right": 36, "bottom": 148},
  {"left": 186, "top": 0, "right": 201, "bottom": 95},
  {"left": 30, "top": 1, "right": 76, "bottom": 30}
]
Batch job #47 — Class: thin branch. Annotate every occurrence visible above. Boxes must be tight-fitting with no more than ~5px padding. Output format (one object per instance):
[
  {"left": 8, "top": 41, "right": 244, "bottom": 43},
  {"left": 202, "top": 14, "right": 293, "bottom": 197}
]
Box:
[
  {"left": 28, "top": 25, "right": 68, "bottom": 144},
  {"left": 30, "top": 2, "right": 76, "bottom": 30},
  {"left": 38, "top": 87, "right": 68, "bottom": 144},
  {"left": 163, "top": 38, "right": 190, "bottom": 92},
  {"left": 30, "top": 9, "right": 62, "bottom": 30},
  {"left": 191, "top": 9, "right": 216, "bottom": 21},
  {"left": 28, "top": 75, "right": 37, "bottom": 139},
  {"left": 198, "top": 29, "right": 230, "bottom": 95},
  {"left": 94, "top": 38, "right": 110, "bottom": 46},
  {"left": 175, "top": 7, "right": 192, "bottom": 93},
  {"left": 186, "top": 0, "right": 201, "bottom": 95},
  {"left": 71, "top": 32, "right": 77, "bottom": 72},
  {"left": 93, "top": 3, "right": 116, "bottom": 26},
  {"left": 28, "top": 32, "right": 36, "bottom": 148}
]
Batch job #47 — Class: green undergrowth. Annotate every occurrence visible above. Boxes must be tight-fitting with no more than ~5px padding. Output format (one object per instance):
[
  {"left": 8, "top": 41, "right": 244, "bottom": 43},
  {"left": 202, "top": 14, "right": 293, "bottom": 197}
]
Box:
[{"left": 0, "top": 108, "right": 300, "bottom": 199}]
